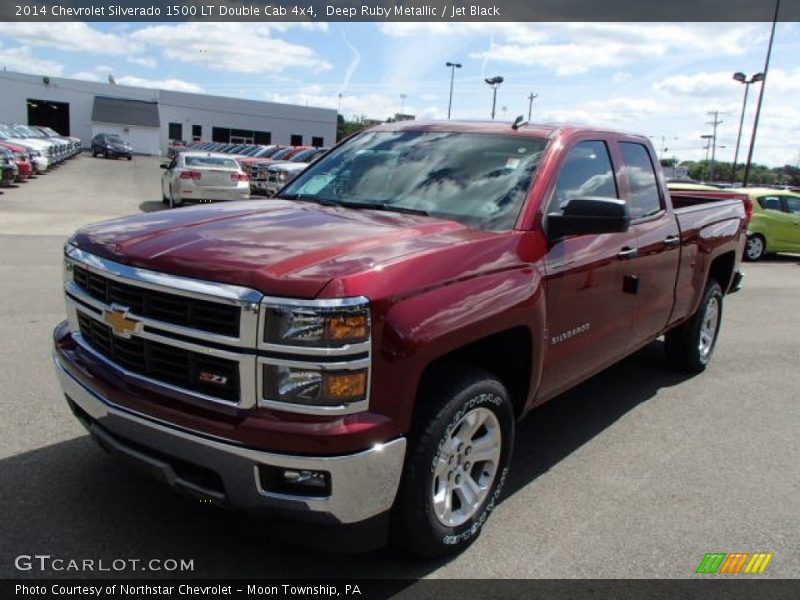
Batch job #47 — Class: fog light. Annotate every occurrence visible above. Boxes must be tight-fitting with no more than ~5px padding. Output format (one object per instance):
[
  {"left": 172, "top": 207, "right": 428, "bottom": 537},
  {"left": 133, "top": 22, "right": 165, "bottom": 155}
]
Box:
[{"left": 258, "top": 465, "right": 331, "bottom": 497}]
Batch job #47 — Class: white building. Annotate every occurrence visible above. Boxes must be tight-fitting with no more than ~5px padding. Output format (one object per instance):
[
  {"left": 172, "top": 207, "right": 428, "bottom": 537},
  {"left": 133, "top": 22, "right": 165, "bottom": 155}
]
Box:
[{"left": 0, "top": 70, "right": 337, "bottom": 155}]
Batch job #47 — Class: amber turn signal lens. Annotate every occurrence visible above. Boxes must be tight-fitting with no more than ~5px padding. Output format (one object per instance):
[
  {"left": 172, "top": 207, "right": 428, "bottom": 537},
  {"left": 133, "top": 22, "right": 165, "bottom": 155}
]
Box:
[
  {"left": 324, "top": 371, "right": 367, "bottom": 401},
  {"left": 324, "top": 314, "right": 369, "bottom": 342}
]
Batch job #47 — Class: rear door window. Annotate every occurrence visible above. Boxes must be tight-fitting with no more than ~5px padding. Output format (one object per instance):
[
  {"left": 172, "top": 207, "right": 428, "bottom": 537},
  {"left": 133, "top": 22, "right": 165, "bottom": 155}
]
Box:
[
  {"left": 619, "top": 142, "right": 663, "bottom": 219},
  {"left": 758, "top": 196, "right": 782, "bottom": 211}
]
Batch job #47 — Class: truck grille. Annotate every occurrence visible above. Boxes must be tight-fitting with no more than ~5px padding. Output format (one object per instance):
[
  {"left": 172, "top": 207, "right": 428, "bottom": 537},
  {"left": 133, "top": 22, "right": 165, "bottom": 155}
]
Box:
[
  {"left": 77, "top": 311, "right": 240, "bottom": 402},
  {"left": 73, "top": 265, "right": 240, "bottom": 337}
]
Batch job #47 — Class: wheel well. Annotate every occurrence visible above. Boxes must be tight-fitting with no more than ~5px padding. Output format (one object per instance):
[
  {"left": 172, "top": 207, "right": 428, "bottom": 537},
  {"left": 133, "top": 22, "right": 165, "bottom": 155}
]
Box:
[
  {"left": 417, "top": 327, "right": 533, "bottom": 418},
  {"left": 708, "top": 251, "right": 736, "bottom": 293}
]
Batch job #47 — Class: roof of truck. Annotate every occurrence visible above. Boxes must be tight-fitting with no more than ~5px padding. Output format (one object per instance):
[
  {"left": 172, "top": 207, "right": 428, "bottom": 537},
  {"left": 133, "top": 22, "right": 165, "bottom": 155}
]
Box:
[{"left": 372, "top": 119, "right": 647, "bottom": 140}]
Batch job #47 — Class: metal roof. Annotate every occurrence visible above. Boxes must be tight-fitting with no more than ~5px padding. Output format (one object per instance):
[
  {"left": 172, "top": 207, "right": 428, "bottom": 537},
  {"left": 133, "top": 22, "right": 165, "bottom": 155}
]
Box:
[{"left": 91, "top": 96, "right": 160, "bottom": 128}]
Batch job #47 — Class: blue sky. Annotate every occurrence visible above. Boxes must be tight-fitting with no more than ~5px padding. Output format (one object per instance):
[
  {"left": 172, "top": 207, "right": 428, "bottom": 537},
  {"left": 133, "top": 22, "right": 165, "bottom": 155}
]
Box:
[{"left": 1, "top": 21, "right": 798, "bottom": 166}]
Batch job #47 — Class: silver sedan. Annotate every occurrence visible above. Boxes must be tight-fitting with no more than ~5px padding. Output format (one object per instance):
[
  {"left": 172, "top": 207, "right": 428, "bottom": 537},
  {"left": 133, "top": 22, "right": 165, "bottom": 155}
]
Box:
[{"left": 161, "top": 152, "right": 250, "bottom": 208}]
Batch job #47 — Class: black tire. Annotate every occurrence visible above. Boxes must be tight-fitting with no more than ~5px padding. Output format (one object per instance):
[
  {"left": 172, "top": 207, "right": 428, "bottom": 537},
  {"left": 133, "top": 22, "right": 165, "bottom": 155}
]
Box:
[
  {"left": 665, "top": 280, "right": 723, "bottom": 373},
  {"left": 744, "top": 234, "right": 765, "bottom": 261},
  {"left": 127, "top": 156, "right": 132, "bottom": 161},
  {"left": 392, "top": 364, "right": 514, "bottom": 558},
  {"left": 92, "top": 150, "right": 98, "bottom": 158},
  {"left": 162, "top": 192, "right": 169, "bottom": 205}
]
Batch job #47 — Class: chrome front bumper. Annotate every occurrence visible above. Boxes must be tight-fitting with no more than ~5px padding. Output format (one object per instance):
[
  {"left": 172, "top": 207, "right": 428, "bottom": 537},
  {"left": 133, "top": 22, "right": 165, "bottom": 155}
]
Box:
[{"left": 53, "top": 355, "right": 406, "bottom": 525}]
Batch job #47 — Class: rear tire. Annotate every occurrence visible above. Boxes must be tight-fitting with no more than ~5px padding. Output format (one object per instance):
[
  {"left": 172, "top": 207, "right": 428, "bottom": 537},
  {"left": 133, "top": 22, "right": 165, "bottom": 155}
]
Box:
[
  {"left": 127, "top": 156, "right": 132, "bottom": 161},
  {"left": 665, "top": 280, "right": 723, "bottom": 373},
  {"left": 744, "top": 234, "right": 765, "bottom": 261},
  {"left": 391, "top": 365, "right": 514, "bottom": 558}
]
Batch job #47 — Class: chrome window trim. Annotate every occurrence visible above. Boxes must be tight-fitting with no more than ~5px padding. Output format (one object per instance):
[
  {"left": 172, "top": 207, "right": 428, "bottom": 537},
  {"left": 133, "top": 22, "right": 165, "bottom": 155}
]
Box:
[{"left": 256, "top": 355, "right": 371, "bottom": 416}]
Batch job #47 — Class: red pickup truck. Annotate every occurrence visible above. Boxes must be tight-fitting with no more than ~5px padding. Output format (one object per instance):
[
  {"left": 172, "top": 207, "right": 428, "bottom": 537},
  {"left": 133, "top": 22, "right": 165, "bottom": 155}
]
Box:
[{"left": 53, "top": 121, "right": 746, "bottom": 557}]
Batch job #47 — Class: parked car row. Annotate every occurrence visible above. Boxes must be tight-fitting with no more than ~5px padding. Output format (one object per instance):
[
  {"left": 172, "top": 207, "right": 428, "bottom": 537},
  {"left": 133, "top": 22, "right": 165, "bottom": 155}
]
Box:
[
  {"left": 668, "top": 180, "right": 800, "bottom": 261},
  {"left": 167, "top": 140, "right": 328, "bottom": 198},
  {"left": 0, "top": 124, "right": 81, "bottom": 186}
]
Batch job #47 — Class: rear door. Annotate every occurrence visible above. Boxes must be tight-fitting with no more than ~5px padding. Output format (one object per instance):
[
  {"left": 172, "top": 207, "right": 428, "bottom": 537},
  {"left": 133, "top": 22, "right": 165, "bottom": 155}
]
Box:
[
  {"left": 540, "top": 138, "right": 640, "bottom": 399},
  {"left": 781, "top": 196, "right": 800, "bottom": 249},
  {"left": 616, "top": 140, "right": 681, "bottom": 344},
  {"left": 756, "top": 195, "right": 795, "bottom": 248}
]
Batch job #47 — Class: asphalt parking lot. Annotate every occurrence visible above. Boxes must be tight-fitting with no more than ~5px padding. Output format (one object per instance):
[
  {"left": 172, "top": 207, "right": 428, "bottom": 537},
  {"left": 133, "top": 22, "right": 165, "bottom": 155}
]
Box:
[{"left": 0, "top": 154, "right": 798, "bottom": 580}]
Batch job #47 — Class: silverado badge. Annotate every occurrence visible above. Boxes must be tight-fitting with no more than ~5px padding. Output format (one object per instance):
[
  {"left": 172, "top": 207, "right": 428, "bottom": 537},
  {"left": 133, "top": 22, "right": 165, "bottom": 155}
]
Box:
[{"left": 103, "top": 305, "right": 142, "bottom": 339}]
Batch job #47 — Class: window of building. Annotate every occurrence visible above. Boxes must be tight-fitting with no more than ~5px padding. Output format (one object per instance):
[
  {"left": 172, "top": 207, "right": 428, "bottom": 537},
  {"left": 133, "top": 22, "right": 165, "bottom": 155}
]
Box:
[
  {"left": 619, "top": 142, "right": 662, "bottom": 219},
  {"left": 192, "top": 125, "right": 202, "bottom": 141},
  {"left": 290, "top": 134, "right": 303, "bottom": 146},
  {"left": 212, "top": 127, "right": 230, "bottom": 143},
  {"left": 254, "top": 131, "right": 271, "bottom": 145},
  {"left": 168, "top": 122, "right": 183, "bottom": 142},
  {"left": 312, "top": 136, "right": 324, "bottom": 148}
]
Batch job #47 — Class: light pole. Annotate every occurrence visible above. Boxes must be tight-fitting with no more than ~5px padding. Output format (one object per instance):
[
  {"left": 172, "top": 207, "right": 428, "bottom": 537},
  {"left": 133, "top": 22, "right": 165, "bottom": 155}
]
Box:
[
  {"left": 485, "top": 76, "right": 504, "bottom": 119},
  {"left": 743, "top": 0, "right": 781, "bottom": 187},
  {"left": 731, "top": 72, "right": 764, "bottom": 184},
  {"left": 445, "top": 61, "right": 461, "bottom": 119},
  {"left": 701, "top": 134, "right": 713, "bottom": 181},
  {"left": 527, "top": 92, "right": 538, "bottom": 121},
  {"left": 400, "top": 93, "right": 407, "bottom": 114}
]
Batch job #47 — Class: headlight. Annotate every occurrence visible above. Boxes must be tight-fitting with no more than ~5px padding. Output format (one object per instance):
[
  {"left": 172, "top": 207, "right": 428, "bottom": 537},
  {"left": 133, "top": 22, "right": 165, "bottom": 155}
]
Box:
[
  {"left": 262, "top": 364, "right": 368, "bottom": 407},
  {"left": 261, "top": 298, "right": 370, "bottom": 348},
  {"left": 259, "top": 297, "right": 371, "bottom": 413}
]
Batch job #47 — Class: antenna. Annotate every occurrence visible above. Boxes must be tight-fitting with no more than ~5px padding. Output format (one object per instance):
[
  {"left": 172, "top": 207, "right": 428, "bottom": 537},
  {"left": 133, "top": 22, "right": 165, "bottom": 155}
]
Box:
[
  {"left": 108, "top": 74, "right": 116, "bottom": 85},
  {"left": 511, "top": 115, "right": 528, "bottom": 130}
]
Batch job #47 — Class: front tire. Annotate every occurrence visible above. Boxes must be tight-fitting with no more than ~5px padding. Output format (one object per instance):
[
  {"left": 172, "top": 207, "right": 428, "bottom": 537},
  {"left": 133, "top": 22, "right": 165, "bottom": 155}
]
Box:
[
  {"left": 744, "top": 234, "right": 765, "bottom": 261},
  {"left": 665, "top": 280, "right": 723, "bottom": 373},
  {"left": 392, "top": 365, "right": 514, "bottom": 558}
]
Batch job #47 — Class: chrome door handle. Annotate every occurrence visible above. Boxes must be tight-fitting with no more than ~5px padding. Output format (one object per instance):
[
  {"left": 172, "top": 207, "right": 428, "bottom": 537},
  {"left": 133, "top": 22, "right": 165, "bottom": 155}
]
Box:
[
  {"left": 617, "top": 247, "right": 638, "bottom": 260},
  {"left": 664, "top": 235, "right": 681, "bottom": 247}
]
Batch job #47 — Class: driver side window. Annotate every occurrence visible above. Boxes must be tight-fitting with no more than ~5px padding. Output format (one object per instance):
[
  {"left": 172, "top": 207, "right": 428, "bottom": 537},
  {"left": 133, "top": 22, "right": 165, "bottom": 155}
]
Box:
[{"left": 549, "top": 140, "right": 618, "bottom": 213}]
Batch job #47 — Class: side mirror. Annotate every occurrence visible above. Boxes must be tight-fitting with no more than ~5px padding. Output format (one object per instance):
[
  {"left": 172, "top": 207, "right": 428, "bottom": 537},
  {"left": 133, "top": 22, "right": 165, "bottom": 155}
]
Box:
[{"left": 546, "top": 197, "right": 630, "bottom": 239}]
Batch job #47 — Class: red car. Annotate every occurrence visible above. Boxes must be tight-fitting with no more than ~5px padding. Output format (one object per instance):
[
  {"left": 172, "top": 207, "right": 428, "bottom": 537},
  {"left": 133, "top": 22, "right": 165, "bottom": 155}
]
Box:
[
  {"left": 54, "top": 121, "right": 747, "bottom": 557},
  {"left": 0, "top": 141, "right": 33, "bottom": 181}
]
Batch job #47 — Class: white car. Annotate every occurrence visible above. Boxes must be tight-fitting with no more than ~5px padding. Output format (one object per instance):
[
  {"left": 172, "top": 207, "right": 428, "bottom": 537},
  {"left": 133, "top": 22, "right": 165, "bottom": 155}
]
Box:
[{"left": 161, "top": 152, "right": 250, "bottom": 208}]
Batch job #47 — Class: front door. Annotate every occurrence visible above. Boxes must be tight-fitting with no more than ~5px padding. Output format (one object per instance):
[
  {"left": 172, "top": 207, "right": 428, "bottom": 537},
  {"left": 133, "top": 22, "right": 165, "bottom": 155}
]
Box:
[
  {"left": 777, "top": 195, "right": 800, "bottom": 249},
  {"left": 540, "top": 139, "right": 640, "bottom": 399}
]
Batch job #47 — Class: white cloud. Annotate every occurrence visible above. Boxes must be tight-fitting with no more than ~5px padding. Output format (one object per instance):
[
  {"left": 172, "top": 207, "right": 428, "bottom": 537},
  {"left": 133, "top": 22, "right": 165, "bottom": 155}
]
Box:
[
  {"left": 130, "top": 23, "right": 331, "bottom": 75},
  {"left": 0, "top": 23, "right": 143, "bottom": 56},
  {"left": 114, "top": 75, "right": 204, "bottom": 93},
  {"left": 0, "top": 44, "right": 63, "bottom": 76},
  {"left": 127, "top": 56, "right": 157, "bottom": 68},
  {"left": 70, "top": 71, "right": 102, "bottom": 82}
]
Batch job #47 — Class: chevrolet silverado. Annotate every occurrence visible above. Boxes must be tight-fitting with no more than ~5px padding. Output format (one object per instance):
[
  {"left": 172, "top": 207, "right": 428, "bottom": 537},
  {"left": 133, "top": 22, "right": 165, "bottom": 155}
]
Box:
[{"left": 53, "top": 121, "right": 746, "bottom": 557}]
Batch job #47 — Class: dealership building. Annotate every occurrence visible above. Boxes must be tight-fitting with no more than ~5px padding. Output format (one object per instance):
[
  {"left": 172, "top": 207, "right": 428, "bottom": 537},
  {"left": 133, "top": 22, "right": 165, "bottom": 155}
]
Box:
[{"left": 0, "top": 70, "right": 337, "bottom": 155}]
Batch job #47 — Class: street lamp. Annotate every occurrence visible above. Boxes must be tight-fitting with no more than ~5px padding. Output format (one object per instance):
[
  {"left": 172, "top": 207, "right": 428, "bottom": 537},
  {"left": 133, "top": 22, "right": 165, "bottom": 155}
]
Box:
[
  {"left": 485, "top": 76, "right": 504, "bottom": 120},
  {"left": 445, "top": 62, "right": 461, "bottom": 119},
  {"left": 400, "top": 93, "right": 407, "bottom": 114},
  {"left": 731, "top": 72, "right": 764, "bottom": 184}
]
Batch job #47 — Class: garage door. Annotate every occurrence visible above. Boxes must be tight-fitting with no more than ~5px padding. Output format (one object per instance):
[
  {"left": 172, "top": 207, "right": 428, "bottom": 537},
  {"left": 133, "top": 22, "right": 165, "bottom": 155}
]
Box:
[{"left": 91, "top": 124, "right": 160, "bottom": 155}]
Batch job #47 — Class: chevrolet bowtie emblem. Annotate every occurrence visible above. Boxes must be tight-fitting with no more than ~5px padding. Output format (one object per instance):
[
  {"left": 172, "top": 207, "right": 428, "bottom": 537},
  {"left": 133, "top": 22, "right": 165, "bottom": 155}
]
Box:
[{"left": 103, "top": 305, "right": 142, "bottom": 338}]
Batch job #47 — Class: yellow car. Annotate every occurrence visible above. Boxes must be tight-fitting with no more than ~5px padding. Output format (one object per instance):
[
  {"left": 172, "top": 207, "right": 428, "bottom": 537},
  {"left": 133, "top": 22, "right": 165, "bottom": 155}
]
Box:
[{"left": 743, "top": 188, "right": 800, "bottom": 261}]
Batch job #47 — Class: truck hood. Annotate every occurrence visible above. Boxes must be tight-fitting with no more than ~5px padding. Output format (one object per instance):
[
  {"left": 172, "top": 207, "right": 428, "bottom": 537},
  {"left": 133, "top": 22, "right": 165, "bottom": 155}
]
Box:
[{"left": 72, "top": 199, "right": 488, "bottom": 298}]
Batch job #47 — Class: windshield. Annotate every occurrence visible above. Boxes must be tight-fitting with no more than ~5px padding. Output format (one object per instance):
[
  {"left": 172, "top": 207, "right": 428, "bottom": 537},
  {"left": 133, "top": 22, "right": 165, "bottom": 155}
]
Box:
[
  {"left": 281, "top": 131, "right": 547, "bottom": 231},
  {"left": 290, "top": 149, "right": 317, "bottom": 162},
  {"left": 107, "top": 135, "right": 125, "bottom": 144},
  {"left": 253, "top": 146, "right": 280, "bottom": 158},
  {"left": 270, "top": 148, "right": 293, "bottom": 160}
]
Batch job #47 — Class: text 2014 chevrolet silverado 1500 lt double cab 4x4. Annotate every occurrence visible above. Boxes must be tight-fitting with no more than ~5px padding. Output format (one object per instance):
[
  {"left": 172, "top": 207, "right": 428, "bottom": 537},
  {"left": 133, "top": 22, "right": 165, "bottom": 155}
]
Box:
[{"left": 53, "top": 121, "right": 746, "bottom": 557}]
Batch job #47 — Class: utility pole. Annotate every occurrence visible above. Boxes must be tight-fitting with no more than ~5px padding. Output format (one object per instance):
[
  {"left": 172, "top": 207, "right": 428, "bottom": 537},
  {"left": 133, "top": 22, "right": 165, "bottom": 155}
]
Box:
[
  {"left": 701, "top": 135, "right": 713, "bottom": 181},
  {"left": 527, "top": 92, "right": 538, "bottom": 121},
  {"left": 706, "top": 111, "right": 723, "bottom": 182}
]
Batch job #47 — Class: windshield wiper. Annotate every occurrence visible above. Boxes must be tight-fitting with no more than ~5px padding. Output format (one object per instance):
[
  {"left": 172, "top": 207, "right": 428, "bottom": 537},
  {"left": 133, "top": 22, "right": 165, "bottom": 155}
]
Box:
[
  {"left": 338, "top": 200, "right": 429, "bottom": 217},
  {"left": 281, "top": 194, "right": 339, "bottom": 207}
]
